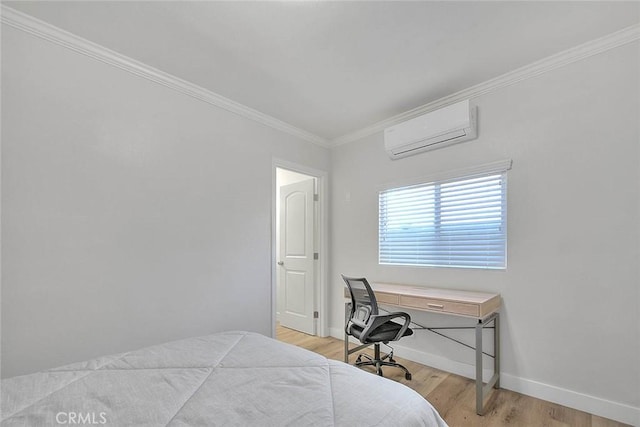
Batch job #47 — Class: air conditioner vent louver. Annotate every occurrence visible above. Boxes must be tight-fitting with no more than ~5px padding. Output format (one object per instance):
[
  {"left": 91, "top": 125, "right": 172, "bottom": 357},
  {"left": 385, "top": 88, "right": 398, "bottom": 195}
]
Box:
[{"left": 384, "top": 100, "right": 477, "bottom": 159}]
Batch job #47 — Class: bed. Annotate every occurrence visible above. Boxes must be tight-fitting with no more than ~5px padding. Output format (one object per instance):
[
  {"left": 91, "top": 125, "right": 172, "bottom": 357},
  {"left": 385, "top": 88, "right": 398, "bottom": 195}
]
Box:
[{"left": 1, "top": 331, "right": 447, "bottom": 426}]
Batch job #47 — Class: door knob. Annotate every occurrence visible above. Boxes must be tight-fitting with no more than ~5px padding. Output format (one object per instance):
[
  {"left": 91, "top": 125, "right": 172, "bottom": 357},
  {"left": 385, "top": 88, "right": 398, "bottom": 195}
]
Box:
[{"left": 277, "top": 261, "right": 284, "bottom": 266}]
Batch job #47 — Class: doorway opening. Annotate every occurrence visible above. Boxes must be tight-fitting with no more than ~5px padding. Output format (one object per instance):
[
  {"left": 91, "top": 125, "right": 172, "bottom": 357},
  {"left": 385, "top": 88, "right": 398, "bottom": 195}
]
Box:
[{"left": 272, "top": 161, "right": 327, "bottom": 339}]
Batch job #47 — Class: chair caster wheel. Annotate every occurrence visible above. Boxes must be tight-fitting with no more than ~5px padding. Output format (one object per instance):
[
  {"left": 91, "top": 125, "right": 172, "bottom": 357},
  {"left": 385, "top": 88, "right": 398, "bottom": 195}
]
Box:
[{"left": 405, "top": 373, "right": 412, "bottom": 380}]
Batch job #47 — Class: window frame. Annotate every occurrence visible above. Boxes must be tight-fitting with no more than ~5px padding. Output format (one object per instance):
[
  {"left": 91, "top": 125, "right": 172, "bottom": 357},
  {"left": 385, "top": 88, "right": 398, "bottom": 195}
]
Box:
[{"left": 378, "top": 160, "right": 511, "bottom": 270}]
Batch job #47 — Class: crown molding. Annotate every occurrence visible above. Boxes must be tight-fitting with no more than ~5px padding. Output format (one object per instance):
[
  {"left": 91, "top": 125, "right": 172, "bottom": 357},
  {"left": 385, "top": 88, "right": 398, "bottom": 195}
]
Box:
[
  {"left": 0, "top": 5, "right": 329, "bottom": 147},
  {"left": 3, "top": 5, "right": 638, "bottom": 150},
  {"left": 330, "top": 23, "right": 640, "bottom": 147}
]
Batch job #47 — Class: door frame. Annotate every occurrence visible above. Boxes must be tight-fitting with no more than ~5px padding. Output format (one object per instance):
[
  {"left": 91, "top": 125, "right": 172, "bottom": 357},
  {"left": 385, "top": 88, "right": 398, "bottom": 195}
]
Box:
[{"left": 271, "top": 158, "right": 328, "bottom": 338}]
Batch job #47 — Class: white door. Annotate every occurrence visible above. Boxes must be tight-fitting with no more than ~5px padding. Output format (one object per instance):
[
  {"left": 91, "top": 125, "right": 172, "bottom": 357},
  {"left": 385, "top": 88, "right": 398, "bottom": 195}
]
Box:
[{"left": 278, "top": 178, "right": 315, "bottom": 334}]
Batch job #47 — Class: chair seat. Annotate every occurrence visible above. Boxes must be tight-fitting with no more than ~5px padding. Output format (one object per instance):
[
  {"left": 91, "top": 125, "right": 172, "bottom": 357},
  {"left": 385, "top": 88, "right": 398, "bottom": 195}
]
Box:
[{"left": 350, "top": 320, "right": 413, "bottom": 344}]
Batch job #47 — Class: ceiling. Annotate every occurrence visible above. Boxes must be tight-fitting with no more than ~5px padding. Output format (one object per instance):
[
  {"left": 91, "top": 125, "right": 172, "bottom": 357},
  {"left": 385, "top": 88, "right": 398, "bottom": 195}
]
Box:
[{"left": 4, "top": 1, "right": 640, "bottom": 142}]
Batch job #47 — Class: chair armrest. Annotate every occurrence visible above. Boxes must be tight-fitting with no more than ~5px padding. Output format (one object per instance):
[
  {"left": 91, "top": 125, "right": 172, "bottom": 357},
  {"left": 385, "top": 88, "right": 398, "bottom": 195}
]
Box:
[{"left": 360, "top": 312, "right": 411, "bottom": 343}]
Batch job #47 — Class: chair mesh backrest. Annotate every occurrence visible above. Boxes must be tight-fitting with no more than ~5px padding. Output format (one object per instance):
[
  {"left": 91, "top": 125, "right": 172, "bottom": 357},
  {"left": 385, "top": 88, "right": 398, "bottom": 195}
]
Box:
[{"left": 342, "top": 276, "right": 379, "bottom": 328}]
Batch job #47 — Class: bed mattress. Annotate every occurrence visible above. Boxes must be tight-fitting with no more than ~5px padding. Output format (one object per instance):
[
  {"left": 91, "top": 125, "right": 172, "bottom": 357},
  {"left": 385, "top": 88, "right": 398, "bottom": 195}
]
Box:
[{"left": 1, "top": 331, "right": 447, "bottom": 426}]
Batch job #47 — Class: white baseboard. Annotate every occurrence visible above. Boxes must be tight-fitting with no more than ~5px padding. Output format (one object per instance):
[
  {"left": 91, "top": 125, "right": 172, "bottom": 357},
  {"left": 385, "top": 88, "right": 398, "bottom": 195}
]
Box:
[
  {"left": 329, "top": 327, "right": 639, "bottom": 426},
  {"left": 499, "top": 374, "right": 639, "bottom": 426}
]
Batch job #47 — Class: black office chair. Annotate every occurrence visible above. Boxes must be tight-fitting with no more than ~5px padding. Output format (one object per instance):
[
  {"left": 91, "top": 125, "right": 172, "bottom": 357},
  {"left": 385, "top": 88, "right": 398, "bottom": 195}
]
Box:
[{"left": 342, "top": 275, "right": 413, "bottom": 380}]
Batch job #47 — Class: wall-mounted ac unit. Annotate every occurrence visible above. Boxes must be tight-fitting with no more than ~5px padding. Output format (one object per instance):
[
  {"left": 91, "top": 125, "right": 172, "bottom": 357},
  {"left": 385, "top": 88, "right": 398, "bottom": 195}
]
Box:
[{"left": 384, "top": 99, "right": 477, "bottom": 159}]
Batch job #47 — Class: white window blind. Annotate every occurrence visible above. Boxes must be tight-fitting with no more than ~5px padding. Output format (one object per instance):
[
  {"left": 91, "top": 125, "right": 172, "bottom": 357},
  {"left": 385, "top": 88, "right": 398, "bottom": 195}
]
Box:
[{"left": 379, "top": 170, "right": 507, "bottom": 269}]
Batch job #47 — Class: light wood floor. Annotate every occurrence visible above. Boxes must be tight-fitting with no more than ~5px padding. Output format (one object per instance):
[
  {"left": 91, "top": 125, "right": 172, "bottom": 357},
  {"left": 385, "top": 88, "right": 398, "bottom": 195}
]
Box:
[{"left": 276, "top": 325, "right": 629, "bottom": 427}]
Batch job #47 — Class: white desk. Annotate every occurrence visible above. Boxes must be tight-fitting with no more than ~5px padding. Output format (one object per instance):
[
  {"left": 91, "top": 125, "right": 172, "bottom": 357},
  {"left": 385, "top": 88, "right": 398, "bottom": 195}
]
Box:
[{"left": 344, "top": 282, "right": 501, "bottom": 415}]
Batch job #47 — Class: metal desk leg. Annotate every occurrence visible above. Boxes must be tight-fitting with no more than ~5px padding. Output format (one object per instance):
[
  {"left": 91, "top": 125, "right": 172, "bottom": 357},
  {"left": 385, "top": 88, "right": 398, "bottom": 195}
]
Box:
[
  {"left": 344, "top": 332, "right": 349, "bottom": 363},
  {"left": 344, "top": 302, "right": 350, "bottom": 363},
  {"left": 475, "top": 319, "right": 484, "bottom": 415},
  {"left": 476, "top": 312, "right": 500, "bottom": 415},
  {"left": 495, "top": 313, "right": 500, "bottom": 389}
]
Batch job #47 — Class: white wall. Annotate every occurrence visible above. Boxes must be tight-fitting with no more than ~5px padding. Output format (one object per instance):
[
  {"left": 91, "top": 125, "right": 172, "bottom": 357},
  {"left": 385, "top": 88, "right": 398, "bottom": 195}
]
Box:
[
  {"left": 0, "top": 26, "right": 330, "bottom": 378},
  {"left": 330, "top": 42, "right": 639, "bottom": 423},
  {"left": 277, "top": 169, "right": 314, "bottom": 187}
]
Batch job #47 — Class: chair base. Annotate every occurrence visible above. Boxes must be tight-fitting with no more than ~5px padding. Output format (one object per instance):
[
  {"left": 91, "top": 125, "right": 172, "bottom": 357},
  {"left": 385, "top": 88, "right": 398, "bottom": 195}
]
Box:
[{"left": 354, "top": 343, "right": 412, "bottom": 380}]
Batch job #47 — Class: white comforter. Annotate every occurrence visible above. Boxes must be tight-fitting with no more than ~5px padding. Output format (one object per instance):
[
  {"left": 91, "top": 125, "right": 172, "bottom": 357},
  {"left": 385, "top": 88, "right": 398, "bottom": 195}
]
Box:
[{"left": 1, "top": 331, "right": 447, "bottom": 426}]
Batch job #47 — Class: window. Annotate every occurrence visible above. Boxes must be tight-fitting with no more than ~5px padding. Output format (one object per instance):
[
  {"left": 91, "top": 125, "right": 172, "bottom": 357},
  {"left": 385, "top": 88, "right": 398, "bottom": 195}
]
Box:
[{"left": 378, "top": 165, "right": 509, "bottom": 269}]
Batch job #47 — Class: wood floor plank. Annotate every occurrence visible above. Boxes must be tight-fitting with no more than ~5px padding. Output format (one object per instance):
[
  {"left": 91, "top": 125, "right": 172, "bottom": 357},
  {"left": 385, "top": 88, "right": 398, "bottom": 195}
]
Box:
[
  {"left": 592, "top": 415, "right": 632, "bottom": 427},
  {"left": 276, "top": 325, "right": 630, "bottom": 427}
]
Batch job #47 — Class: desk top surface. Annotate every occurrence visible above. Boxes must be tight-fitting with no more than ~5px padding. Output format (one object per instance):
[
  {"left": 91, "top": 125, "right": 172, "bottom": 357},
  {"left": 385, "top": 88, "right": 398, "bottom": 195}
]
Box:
[{"left": 371, "top": 282, "right": 499, "bottom": 304}]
